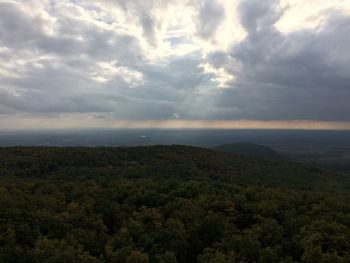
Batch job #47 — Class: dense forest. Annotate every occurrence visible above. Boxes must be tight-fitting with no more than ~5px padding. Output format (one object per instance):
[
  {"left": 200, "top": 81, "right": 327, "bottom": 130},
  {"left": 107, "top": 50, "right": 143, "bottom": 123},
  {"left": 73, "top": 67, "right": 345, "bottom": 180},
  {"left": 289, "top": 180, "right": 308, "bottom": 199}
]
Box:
[{"left": 0, "top": 145, "right": 350, "bottom": 263}]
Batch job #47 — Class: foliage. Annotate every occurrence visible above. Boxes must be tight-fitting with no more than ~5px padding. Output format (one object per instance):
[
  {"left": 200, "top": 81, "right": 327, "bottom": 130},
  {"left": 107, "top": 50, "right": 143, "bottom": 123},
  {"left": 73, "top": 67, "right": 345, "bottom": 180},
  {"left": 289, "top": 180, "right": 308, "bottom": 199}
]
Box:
[{"left": 0, "top": 145, "right": 349, "bottom": 262}]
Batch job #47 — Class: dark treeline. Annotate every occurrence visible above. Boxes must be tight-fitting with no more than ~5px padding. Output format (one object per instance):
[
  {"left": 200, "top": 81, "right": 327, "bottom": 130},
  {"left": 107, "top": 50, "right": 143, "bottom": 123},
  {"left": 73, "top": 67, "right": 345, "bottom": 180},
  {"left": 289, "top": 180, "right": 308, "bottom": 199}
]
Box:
[{"left": 0, "top": 146, "right": 349, "bottom": 262}]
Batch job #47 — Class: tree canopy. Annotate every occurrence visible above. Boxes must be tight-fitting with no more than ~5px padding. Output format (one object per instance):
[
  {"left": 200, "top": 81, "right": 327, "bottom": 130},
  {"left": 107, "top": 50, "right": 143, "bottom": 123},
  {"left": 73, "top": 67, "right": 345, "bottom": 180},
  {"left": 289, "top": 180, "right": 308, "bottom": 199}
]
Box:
[{"left": 0, "top": 145, "right": 349, "bottom": 262}]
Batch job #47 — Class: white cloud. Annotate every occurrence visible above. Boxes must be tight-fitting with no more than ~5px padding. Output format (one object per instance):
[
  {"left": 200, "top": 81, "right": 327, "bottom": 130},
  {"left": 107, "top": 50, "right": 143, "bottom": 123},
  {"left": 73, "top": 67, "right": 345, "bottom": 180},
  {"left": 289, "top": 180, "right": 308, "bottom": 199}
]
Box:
[
  {"left": 89, "top": 61, "right": 143, "bottom": 87},
  {"left": 277, "top": 0, "right": 350, "bottom": 32},
  {"left": 200, "top": 63, "right": 234, "bottom": 88}
]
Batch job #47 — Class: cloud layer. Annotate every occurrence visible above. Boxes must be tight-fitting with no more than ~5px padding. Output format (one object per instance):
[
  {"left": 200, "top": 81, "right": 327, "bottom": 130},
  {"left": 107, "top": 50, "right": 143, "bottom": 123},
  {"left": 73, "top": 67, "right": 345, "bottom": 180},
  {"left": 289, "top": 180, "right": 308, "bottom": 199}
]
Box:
[{"left": 0, "top": 0, "right": 349, "bottom": 128}]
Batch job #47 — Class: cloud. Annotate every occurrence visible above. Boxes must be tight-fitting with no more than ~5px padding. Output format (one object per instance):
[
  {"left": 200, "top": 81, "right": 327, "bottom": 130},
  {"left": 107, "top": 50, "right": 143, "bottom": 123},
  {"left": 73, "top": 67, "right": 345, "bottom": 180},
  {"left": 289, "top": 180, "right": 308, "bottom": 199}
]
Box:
[
  {"left": 0, "top": 0, "right": 349, "bottom": 128},
  {"left": 213, "top": 6, "right": 350, "bottom": 121},
  {"left": 238, "top": 0, "right": 284, "bottom": 34},
  {"left": 196, "top": 0, "right": 225, "bottom": 39}
]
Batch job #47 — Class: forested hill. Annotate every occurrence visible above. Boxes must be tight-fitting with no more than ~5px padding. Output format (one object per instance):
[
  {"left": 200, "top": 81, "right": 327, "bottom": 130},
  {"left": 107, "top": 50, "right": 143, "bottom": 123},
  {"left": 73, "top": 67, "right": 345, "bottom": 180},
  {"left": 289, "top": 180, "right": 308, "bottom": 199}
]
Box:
[
  {"left": 213, "top": 143, "right": 281, "bottom": 159},
  {"left": 1, "top": 146, "right": 350, "bottom": 262}
]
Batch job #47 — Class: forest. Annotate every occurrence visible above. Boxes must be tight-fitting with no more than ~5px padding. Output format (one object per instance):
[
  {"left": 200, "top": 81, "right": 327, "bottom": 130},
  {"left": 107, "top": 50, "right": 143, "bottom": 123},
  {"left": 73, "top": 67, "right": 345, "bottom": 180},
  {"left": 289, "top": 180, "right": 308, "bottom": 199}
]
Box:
[{"left": 0, "top": 145, "right": 350, "bottom": 263}]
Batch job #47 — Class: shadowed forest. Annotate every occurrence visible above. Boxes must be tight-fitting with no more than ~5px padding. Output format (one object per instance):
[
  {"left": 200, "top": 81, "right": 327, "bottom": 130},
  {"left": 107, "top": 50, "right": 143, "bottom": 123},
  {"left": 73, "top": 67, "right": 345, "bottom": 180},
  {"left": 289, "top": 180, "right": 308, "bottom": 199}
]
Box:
[{"left": 1, "top": 146, "right": 350, "bottom": 262}]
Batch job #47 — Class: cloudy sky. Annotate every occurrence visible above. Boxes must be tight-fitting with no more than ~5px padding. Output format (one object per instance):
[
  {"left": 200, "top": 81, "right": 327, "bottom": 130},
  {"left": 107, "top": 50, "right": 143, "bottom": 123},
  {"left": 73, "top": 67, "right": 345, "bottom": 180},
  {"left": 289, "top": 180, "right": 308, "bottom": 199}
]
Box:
[{"left": 0, "top": 0, "right": 350, "bottom": 129}]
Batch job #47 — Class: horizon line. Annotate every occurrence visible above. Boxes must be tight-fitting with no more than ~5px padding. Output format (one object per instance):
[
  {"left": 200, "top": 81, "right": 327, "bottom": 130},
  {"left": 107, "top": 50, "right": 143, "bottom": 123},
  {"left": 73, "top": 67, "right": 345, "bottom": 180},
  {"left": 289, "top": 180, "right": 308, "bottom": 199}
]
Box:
[{"left": 1, "top": 116, "right": 350, "bottom": 130}]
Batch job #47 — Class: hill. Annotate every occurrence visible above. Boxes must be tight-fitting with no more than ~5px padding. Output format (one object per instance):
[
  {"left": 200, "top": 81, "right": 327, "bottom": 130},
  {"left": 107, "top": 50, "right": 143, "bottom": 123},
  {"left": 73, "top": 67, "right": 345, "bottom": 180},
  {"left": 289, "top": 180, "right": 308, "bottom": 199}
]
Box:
[
  {"left": 214, "top": 143, "right": 281, "bottom": 159},
  {"left": 0, "top": 145, "right": 349, "bottom": 262}
]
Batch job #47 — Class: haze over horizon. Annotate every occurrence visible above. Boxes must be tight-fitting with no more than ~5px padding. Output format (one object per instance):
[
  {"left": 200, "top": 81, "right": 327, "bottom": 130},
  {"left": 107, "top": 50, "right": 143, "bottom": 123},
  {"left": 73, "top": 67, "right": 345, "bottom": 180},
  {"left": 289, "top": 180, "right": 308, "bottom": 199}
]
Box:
[{"left": 1, "top": 0, "right": 350, "bottom": 130}]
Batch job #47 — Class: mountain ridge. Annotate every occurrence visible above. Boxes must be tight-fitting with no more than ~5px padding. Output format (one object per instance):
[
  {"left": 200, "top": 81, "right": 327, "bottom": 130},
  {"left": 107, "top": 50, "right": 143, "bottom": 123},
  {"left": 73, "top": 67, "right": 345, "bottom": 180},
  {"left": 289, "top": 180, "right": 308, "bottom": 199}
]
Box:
[{"left": 213, "top": 143, "right": 281, "bottom": 159}]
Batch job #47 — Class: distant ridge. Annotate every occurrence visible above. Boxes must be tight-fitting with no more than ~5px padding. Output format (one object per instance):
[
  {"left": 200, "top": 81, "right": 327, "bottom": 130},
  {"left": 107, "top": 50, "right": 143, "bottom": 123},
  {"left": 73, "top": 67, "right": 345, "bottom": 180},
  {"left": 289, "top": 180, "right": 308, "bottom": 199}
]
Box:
[{"left": 213, "top": 142, "right": 281, "bottom": 159}]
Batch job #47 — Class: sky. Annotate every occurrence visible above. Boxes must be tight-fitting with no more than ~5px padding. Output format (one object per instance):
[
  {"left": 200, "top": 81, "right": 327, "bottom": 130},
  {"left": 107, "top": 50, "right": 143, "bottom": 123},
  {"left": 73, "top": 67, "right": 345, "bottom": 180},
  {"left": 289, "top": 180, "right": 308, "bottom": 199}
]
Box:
[{"left": 0, "top": 0, "right": 350, "bottom": 130}]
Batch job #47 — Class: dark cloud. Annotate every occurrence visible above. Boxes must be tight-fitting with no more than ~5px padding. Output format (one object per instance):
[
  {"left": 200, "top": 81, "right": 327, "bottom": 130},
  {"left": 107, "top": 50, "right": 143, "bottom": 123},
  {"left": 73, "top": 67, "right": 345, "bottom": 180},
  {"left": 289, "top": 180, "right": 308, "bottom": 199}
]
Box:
[
  {"left": 0, "top": 3, "right": 45, "bottom": 47},
  {"left": 100, "top": 0, "right": 170, "bottom": 46},
  {"left": 197, "top": 0, "right": 225, "bottom": 39},
  {"left": 213, "top": 6, "right": 350, "bottom": 121},
  {"left": 238, "top": 0, "right": 284, "bottom": 34}
]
